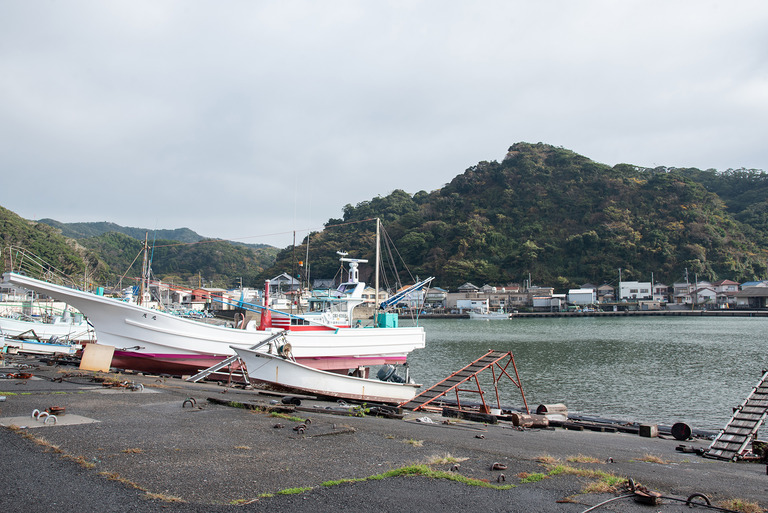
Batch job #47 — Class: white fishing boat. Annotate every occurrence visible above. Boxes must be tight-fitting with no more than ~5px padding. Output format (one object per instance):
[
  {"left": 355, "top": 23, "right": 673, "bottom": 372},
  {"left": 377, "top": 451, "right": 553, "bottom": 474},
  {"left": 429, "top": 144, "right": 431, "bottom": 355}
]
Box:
[
  {"left": 3, "top": 221, "right": 433, "bottom": 376},
  {"left": 0, "top": 312, "right": 95, "bottom": 342},
  {"left": 234, "top": 346, "right": 421, "bottom": 404},
  {"left": 468, "top": 308, "right": 510, "bottom": 320}
]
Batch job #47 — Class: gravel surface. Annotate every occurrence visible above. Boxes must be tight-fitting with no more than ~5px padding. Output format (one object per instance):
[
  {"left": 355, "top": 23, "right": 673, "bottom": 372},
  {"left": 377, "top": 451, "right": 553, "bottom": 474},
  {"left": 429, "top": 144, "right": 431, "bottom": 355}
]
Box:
[{"left": 1, "top": 356, "right": 767, "bottom": 512}]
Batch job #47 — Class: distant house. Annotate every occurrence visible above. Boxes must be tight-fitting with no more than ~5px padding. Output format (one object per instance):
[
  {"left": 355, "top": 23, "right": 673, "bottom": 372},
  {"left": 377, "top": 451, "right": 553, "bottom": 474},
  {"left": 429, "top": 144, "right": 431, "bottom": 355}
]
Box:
[
  {"left": 424, "top": 287, "right": 448, "bottom": 309},
  {"left": 457, "top": 282, "right": 480, "bottom": 294},
  {"left": 269, "top": 273, "right": 300, "bottom": 293},
  {"left": 740, "top": 280, "right": 768, "bottom": 289},
  {"left": 713, "top": 280, "right": 740, "bottom": 307},
  {"left": 312, "top": 278, "right": 335, "bottom": 290},
  {"left": 361, "top": 286, "right": 388, "bottom": 305},
  {"left": 690, "top": 287, "right": 716, "bottom": 307},
  {"left": 568, "top": 288, "right": 596, "bottom": 305},
  {"left": 597, "top": 284, "right": 615, "bottom": 302},
  {"left": 618, "top": 281, "right": 652, "bottom": 300},
  {"left": 652, "top": 283, "right": 669, "bottom": 302},
  {"left": 734, "top": 287, "right": 768, "bottom": 308}
]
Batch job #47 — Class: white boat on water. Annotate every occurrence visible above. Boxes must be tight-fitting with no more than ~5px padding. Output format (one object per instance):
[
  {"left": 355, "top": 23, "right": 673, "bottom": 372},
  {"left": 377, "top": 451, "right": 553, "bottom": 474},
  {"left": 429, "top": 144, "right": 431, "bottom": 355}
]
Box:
[
  {"left": 3, "top": 243, "right": 432, "bottom": 376},
  {"left": 0, "top": 312, "right": 95, "bottom": 342},
  {"left": 468, "top": 309, "right": 510, "bottom": 320},
  {"left": 234, "top": 346, "right": 421, "bottom": 404}
]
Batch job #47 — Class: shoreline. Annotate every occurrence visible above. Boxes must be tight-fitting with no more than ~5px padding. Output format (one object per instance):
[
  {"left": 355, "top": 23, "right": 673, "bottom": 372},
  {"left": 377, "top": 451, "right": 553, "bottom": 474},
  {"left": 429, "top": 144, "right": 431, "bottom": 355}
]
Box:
[
  {"left": 417, "top": 309, "right": 768, "bottom": 319},
  {"left": 1, "top": 353, "right": 766, "bottom": 512}
]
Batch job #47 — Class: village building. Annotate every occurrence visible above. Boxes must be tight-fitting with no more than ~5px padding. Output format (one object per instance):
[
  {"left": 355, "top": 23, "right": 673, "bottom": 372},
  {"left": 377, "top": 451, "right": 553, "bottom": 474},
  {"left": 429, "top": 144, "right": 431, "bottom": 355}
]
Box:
[
  {"left": 734, "top": 286, "right": 768, "bottom": 309},
  {"left": 618, "top": 281, "right": 652, "bottom": 300},
  {"left": 596, "top": 283, "right": 615, "bottom": 302}
]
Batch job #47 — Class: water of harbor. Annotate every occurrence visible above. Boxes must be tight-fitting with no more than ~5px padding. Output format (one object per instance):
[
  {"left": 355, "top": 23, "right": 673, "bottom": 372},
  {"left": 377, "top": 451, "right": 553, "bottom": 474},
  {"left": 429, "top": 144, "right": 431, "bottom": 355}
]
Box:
[{"left": 405, "top": 316, "right": 768, "bottom": 431}]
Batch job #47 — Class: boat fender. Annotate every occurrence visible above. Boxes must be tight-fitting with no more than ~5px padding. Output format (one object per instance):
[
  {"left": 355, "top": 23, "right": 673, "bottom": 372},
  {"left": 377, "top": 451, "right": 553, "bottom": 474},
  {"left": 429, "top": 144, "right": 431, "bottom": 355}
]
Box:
[{"left": 281, "top": 396, "right": 301, "bottom": 406}]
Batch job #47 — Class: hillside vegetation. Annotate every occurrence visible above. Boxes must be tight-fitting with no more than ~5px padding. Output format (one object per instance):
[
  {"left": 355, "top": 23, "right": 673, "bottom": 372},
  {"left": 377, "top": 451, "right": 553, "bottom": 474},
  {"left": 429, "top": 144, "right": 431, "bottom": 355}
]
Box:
[
  {"left": 266, "top": 143, "right": 768, "bottom": 289},
  {"left": 3, "top": 142, "right": 767, "bottom": 291},
  {"left": 1, "top": 208, "right": 278, "bottom": 289}
]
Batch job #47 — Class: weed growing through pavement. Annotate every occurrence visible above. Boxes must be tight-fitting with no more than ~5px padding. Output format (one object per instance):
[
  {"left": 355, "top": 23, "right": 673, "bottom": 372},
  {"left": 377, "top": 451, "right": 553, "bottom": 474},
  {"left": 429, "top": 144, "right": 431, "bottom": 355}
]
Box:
[
  {"left": 517, "top": 472, "right": 547, "bottom": 483},
  {"left": 636, "top": 453, "right": 669, "bottom": 464},
  {"left": 230, "top": 459, "right": 516, "bottom": 503},
  {"left": 424, "top": 453, "right": 469, "bottom": 465},
  {"left": 121, "top": 448, "right": 144, "bottom": 454},
  {"left": 276, "top": 487, "right": 313, "bottom": 495},
  {"left": 404, "top": 438, "right": 424, "bottom": 447},
  {"left": 566, "top": 454, "right": 601, "bottom": 464},
  {"left": 535, "top": 454, "right": 558, "bottom": 465},
  {"left": 270, "top": 412, "right": 305, "bottom": 422},
  {"left": 98, "top": 471, "right": 146, "bottom": 490},
  {"left": 143, "top": 491, "right": 185, "bottom": 503},
  {"left": 716, "top": 498, "right": 764, "bottom": 513},
  {"left": 535, "top": 453, "right": 627, "bottom": 494}
]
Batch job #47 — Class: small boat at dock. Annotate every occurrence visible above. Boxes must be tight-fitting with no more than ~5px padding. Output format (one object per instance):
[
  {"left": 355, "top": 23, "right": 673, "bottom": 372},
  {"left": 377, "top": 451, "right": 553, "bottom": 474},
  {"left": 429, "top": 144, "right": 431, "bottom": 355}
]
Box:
[
  {"left": 468, "top": 308, "right": 510, "bottom": 320},
  {"left": 234, "top": 346, "right": 421, "bottom": 404}
]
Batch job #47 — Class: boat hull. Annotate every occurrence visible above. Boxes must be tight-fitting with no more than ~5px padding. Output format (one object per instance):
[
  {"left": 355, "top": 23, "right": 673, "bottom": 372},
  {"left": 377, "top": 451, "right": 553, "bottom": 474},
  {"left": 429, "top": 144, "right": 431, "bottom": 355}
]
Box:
[
  {"left": 468, "top": 312, "right": 510, "bottom": 320},
  {"left": 4, "top": 273, "right": 426, "bottom": 375},
  {"left": 235, "top": 347, "right": 420, "bottom": 403},
  {"left": 2, "top": 336, "right": 81, "bottom": 356},
  {"left": 0, "top": 315, "right": 94, "bottom": 342}
]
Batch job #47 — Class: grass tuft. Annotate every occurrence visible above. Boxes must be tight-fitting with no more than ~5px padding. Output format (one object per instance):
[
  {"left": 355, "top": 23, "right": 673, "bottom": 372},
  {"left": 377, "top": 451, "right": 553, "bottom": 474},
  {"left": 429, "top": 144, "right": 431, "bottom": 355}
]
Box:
[
  {"left": 566, "top": 454, "right": 600, "bottom": 464},
  {"left": 276, "top": 487, "right": 313, "bottom": 495},
  {"left": 636, "top": 453, "right": 668, "bottom": 464},
  {"left": 404, "top": 439, "right": 424, "bottom": 447},
  {"left": 518, "top": 472, "right": 547, "bottom": 483},
  {"left": 143, "top": 492, "right": 186, "bottom": 503},
  {"left": 535, "top": 454, "right": 559, "bottom": 465},
  {"left": 98, "top": 471, "right": 146, "bottom": 490},
  {"left": 716, "top": 499, "right": 765, "bottom": 513},
  {"left": 425, "top": 453, "right": 469, "bottom": 465},
  {"left": 270, "top": 412, "right": 305, "bottom": 422}
]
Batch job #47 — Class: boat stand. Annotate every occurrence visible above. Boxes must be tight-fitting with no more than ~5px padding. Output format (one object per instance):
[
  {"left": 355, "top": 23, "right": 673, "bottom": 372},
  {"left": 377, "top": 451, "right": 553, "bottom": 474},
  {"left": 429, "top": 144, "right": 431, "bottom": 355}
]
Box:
[
  {"left": 186, "top": 330, "right": 287, "bottom": 383},
  {"left": 399, "top": 350, "right": 529, "bottom": 415},
  {"left": 704, "top": 369, "right": 768, "bottom": 461}
]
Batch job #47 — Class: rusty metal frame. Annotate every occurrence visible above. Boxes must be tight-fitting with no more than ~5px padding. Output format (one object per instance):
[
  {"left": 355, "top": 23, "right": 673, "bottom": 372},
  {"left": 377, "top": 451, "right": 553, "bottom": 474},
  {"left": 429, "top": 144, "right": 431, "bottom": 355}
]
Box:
[{"left": 406, "top": 350, "right": 529, "bottom": 414}]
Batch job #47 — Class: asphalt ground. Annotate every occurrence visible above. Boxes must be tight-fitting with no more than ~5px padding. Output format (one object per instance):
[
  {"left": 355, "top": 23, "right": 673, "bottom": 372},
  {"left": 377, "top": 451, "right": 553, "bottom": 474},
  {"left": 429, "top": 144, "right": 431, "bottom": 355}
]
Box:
[{"left": 1, "top": 353, "right": 767, "bottom": 513}]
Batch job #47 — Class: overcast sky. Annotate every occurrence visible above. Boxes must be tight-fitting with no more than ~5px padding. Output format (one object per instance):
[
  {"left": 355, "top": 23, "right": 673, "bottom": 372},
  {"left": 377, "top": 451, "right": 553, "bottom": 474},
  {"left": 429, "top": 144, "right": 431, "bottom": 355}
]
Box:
[{"left": 2, "top": 1, "right": 767, "bottom": 248}]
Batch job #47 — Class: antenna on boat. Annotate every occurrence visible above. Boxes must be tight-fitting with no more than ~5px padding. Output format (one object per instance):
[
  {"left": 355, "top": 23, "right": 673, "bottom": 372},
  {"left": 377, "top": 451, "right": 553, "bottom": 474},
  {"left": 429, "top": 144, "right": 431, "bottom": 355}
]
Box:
[{"left": 375, "top": 218, "right": 380, "bottom": 326}]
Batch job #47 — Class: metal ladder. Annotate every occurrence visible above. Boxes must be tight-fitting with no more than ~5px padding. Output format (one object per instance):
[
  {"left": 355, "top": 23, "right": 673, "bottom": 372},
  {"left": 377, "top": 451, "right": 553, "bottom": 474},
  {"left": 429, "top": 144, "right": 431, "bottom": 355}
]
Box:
[
  {"left": 186, "top": 330, "right": 287, "bottom": 383},
  {"left": 704, "top": 369, "right": 768, "bottom": 461},
  {"left": 399, "top": 349, "right": 528, "bottom": 413}
]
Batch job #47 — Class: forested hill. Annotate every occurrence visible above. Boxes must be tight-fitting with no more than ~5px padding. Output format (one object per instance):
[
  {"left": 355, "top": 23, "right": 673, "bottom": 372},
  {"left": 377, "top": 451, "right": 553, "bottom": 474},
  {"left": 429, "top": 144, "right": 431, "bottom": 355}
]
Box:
[
  {"left": 0, "top": 207, "right": 278, "bottom": 288},
  {"left": 37, "top": 219, "right": 204, "bottom": 243},
  {"left": 266, "top": 142, "right": 768, "bottom": 289}
]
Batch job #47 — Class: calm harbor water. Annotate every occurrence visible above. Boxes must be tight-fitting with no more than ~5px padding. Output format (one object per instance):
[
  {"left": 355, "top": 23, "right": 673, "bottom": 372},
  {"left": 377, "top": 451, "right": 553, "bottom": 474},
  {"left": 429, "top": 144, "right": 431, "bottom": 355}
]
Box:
[{"left": 404, "top": 316, "right": 768, "bottom": 431}]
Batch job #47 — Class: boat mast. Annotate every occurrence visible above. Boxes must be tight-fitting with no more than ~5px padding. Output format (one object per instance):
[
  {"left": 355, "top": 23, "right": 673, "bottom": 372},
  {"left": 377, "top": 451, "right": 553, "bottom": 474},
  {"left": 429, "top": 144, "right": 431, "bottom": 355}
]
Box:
[
  {"left": 140, "top": 232, "right": 149, "bottom": 307},
  {"left": 374, "top": 218, "right": 380, "bottom": 325}
]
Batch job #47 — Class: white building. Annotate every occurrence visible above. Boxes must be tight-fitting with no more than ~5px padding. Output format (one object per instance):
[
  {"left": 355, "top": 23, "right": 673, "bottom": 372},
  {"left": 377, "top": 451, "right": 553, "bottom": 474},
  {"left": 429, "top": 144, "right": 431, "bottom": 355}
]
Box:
[
  {"left": 618, "top": 281, "right": 652, "bottom": 300},
  {"left": 568, "top": 288, "right": 596, "bottom": 305}
]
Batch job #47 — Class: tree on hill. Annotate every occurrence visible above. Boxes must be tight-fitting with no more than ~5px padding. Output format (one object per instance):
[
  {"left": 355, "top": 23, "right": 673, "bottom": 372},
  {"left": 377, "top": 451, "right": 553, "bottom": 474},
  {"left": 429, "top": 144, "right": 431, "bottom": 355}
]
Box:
[{"left": 260, "top": 142, "right": 768, "bottom": 290}]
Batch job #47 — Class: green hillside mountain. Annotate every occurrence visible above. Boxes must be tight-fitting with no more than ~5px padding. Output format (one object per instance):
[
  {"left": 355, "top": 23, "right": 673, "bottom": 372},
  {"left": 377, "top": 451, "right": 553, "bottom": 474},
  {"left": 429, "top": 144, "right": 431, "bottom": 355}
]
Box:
[
  {"left": 4, "top": 142, "right": 767, "bottom": 292},
  {"left": 0, "top": 206, "right": 102, "bottom": 281},
  {"left": 1, "top": 208, "right": 278, "bottom": 289},
  {"left": 265, "top": 142, "right": 768, "bottom": 290},
  {"left": 39, "top": 219, "right": 205, "bottom": 244},
  {"left": 77, "top": 232, "right": 278, "bottom": 288}
]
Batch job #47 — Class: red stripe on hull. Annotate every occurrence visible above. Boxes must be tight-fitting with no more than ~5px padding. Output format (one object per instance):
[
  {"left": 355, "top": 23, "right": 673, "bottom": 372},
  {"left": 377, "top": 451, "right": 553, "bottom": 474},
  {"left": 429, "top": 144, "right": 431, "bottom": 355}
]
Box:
[{"left": 110, "top": 351, "right": 408, "bottom": 376}]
